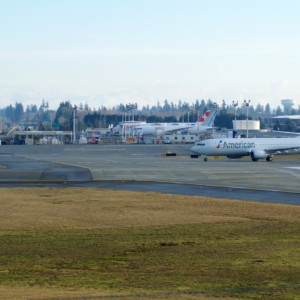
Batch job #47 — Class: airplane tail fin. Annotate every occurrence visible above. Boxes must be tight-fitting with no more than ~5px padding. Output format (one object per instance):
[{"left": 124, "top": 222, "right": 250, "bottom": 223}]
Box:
[{"left": 197, "top": 110, "right": 217, "bottom": 127}]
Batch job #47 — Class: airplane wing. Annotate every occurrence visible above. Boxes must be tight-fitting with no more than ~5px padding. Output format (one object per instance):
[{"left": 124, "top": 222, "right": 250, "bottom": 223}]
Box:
[
  {"left": 274, "top": 131, "right": 300, "bottom": 136},
  {"left": 265, "top": 145, "right": 300, "bottom": 155},
  {"left": 164, "top": 126, "right": 192, "bottom": 134},
  {"left": 164, "top": 125, "right": 213, "bottom": 134}
]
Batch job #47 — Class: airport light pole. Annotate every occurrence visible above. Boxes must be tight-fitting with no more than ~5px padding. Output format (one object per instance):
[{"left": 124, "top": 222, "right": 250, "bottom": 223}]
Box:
[
  {"left": 132, "top": 103, "right": 137, "bottom": 123},
  {"left": 189, "top": 106, "right": 193, "bottom": 135},
  {"left": 197, "top": 108, "right": 202, "bottom": 140},
  {"left": 232, "top": 101, "right": 238, "bottom": 131},
  {"left": 132, "top": 103, "right": 137, "bottom": 139},
  {"left": 125, "top": 105, "right": 129, "bottom": 139},
  {"left": 212, "top": 102, "right": 218, "bottom": 137},
  {"left": 244, "top": 100, "right": 250, "bottom": 138},
  {"left": 187, "top": 106, "right": 190, "bottom": 135},
  {"left": 125, "top": 104, "right": 131, "bottom": 138},
  {"left": 125, "top": 103, "right": 138, "bottom": 138},
  {"left": 73, "top": 105, "right": 77, "bottom": 144}
]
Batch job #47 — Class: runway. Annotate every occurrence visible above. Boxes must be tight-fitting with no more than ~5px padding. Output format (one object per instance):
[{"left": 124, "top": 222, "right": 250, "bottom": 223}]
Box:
[
  {"left": 0, "top": 153, "right": 92, "bottom": 181},
  {"left": 0, "top": 144, "right": 299, "bottom": 205}
]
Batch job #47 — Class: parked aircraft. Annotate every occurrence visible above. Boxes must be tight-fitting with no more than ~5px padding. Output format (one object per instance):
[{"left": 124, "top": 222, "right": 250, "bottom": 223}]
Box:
[
  {"left": 190, "top": 137, "right": 300, "bottom": 161},
  {"left": 187, "top": 110, "right": 217, "bottom": 135},
  {"left": 114, "top": 109, "right": 217, "bottom": 136}
]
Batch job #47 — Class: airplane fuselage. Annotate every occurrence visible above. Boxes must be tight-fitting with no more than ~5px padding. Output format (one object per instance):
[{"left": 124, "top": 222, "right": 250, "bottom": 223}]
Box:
[
  {"left": 115, "top": 122, "right": 207, "bottom": 136},
  {"left": 113, "top": 109, "right": 217, "bottom": 136},
  {"left": 190, "top": 137, "right": 300, "bottom": 161}
]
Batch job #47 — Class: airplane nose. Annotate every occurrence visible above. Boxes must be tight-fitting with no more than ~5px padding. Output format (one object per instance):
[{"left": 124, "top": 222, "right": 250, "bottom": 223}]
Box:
[{"left": 190, "top": 145, "right": 198, "bottom": 153}]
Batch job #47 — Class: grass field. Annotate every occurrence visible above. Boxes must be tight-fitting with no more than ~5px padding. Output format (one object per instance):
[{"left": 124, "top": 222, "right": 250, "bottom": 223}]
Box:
[{"left": 0, "top": 187, "right": 299, "bottom": 299}]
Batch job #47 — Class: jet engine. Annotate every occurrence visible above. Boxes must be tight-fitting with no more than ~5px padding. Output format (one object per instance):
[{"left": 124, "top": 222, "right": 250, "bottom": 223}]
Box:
[{"left": 250, "top": 149, "right": 268, "bottom": 161}]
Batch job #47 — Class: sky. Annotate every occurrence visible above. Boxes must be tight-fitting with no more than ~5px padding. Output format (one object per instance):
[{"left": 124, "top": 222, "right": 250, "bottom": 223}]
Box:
[{"left": 0, "top": 0, "right": 300, "bottom": 110}]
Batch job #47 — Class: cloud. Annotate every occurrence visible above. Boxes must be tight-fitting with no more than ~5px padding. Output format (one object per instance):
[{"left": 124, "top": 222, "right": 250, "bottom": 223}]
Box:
[
  {"left": 281, "top": 78, "right": 289, "bottom": 88},
  {"left": 271, "top": 78, "right": 289, "bottom": 89}
]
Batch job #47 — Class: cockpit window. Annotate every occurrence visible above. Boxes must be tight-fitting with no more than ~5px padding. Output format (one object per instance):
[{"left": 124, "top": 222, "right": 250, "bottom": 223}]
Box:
[{"left": 197, "top": 143, "right": 205, "bottom": 146}]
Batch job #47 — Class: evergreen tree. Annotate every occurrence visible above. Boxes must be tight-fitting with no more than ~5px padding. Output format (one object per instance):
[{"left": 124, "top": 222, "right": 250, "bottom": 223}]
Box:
[
  {"left": 177, "top": 100, "right": 182, "bottom": 111},
  {"left": 146, "top": 115, "right": 163, "bottom": 122},
  {"left": 156, "top": 101, "right": 162, "bottom": 112},
  {"left": 171, "top": 101, "right": 177, "bottom": 111},
  {"left": 255, "top": 103, "right": 264, "bottom": 114},
  {"left": 214, "top": 110, "right": 235, "bottom": 129},
  {"left": 265, "top": 103, "right": 271, "bottom": 115},
  {"left": 163, "top": 99, "right": 170, "bottom": 112},
  {"left": 54, "top": 101, "right": 74, "bottom": 130},
  {"left": 290, "top": 108, "right": 297, "bottom": 115},
  {"left": 200, "top": 100, "right": 206, "bottom": 112},
  {"left": 14, "top": 103, "right": 24, "bottom": 123},
  {"left": 31, "top": 105, "right": 37, "bottom": 113},
  {"left": 276, "top": 106, "right": 283, "bottom": 116},
  {"left": 5, "top": 105, "right": 15, "bottom": 123},
  {"left": 163, "top": 115, "right": 177, "bottom": 122}
]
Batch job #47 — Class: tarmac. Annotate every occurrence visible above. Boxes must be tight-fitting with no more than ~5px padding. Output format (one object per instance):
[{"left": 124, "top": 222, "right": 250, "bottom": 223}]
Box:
[{"left": 0, "top": 144, "right": 299, "bottom": 205}]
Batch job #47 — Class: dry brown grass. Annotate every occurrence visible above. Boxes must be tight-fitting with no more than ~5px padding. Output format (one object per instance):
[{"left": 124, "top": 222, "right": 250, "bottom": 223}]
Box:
[
  {"left": 0, "top": 287, "right": 115, "bottom": 300},
  {"left": 0, "top": 187, "right": 299, "bottom": 230},
  {"left": 0, "top": 286, "right": 239, "bottom": 300},
  {"left": 0, "top": 188, "right": 299, "bottom": 299}
]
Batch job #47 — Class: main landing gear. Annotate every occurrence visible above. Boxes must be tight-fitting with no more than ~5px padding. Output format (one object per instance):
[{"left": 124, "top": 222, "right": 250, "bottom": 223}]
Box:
[{"left": 266, "top": 155, "right": 273, "bottom": 162}]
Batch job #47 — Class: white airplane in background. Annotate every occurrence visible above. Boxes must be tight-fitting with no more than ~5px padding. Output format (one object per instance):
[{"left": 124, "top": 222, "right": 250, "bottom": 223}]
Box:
[
  {"left": 190, "top": 137, "right": 300, "bottom": 161},
  {"left": 114, "top": 109, "right": 217, "bottom": 136},
  {"left": 187, "top": 110, "right": 217, "bottom": 135}
]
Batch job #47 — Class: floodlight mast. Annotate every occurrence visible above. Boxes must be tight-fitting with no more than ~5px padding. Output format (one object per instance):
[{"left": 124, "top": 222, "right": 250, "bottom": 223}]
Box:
[
  {"left": 232, "top": 101, "right": 238, "bottom": 131},
  {"left": 212, "top": 102, "right": 218, "bottom": 137},
  {"left": 244, "top": 100, "right": 251, "bottom": 138},
  {"left": 73, "top": 105, "right": 77, "bottom": 144},
  {"left": 187, "top": 106, "right": 193, "bottom": 135},
  {"left": 125, "top": 103, "right": 138, "bottom": 138}
]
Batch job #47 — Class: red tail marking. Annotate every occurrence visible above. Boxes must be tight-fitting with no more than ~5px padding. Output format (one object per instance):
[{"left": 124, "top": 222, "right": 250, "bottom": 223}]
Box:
[{"left": 197, "top": 111, "right": 210, "bottom": 122}]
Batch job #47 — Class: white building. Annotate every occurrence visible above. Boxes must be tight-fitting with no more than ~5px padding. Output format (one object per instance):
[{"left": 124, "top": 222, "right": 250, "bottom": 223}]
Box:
[
  {"left": 232, "top": 120, "right": 260, "bottom": 131},
  {"left": 281, "top": 99, "right": 294, "bottom": 114}
]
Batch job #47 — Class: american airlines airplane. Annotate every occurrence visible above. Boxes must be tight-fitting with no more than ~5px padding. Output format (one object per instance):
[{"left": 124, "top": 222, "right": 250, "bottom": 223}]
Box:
[
  {"left": 113, "top": 110, "right": 217, "bottom": 136},
  {"left": 190, "top": 137, "right": 300, "bottom": 161}
]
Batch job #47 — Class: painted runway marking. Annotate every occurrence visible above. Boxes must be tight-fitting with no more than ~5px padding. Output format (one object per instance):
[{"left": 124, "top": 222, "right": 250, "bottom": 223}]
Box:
[{"left": 205, "top": 175, "right": 290, "bottom": 179}]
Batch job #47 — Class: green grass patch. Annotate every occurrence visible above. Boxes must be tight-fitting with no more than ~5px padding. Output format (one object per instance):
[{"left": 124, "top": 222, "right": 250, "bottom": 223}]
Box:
[{"left": 0, "top": 221, "right": 299, "bottom": 299}]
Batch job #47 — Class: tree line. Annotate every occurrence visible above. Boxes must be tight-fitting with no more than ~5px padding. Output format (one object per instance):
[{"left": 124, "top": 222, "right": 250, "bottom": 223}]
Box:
[{"left": 0, "top": 99, "right": 299, "bottom": 132}]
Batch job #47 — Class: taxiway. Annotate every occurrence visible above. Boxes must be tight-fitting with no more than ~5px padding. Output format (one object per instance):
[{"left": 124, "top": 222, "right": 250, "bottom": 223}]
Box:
[{"left": 0, "top": 144, "right": 299, "bottom": 204}]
